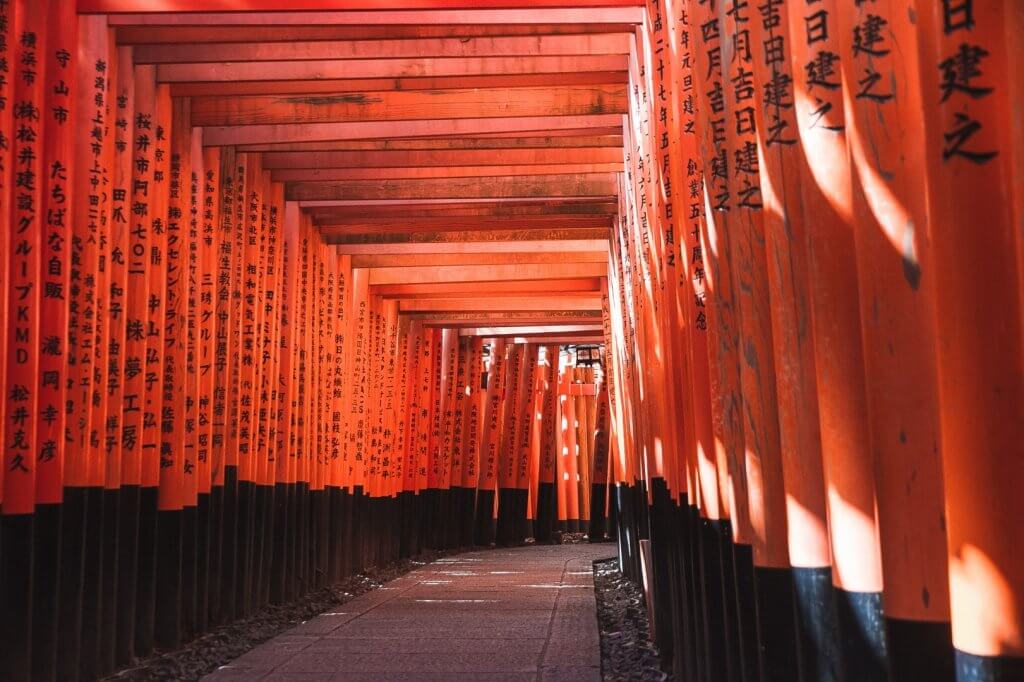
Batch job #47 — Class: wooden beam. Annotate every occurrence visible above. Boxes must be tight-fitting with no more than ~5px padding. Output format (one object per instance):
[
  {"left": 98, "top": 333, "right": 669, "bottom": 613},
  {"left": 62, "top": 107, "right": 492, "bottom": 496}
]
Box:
[
  {"left": 459, "top": 325, "right": 603, "bottom": 336},
  {"left": 300, "top": 196, "right": 615, "bottom": 207},
  {"left": 275, "top": 164, "right": 622, "bottom": 182},
  {"left": 116, "top": 23, "right": 639, "bottom": 45},
  {"left": 337, "top": 240, "right": 609, "bottom": 255},
  {"left": 236, "top": 134, "right": 624, "bottom": 153},
  {"left": 412, "top": 311, "right": 604, "bottom": 327},
  {"left": 372, "top": 278, "right": 602, "bottom": 296},
  {"left": 398, "top": 297, "right": 602, "bottom": 312},
  {"left": 499, "top": 334, "right": 604, "bottom": 344},
  {"left": 317, "top": 216, "right": 611, "bottom": 235},
  {"left": 100, "top": 8, "right": 645, "bottom": 25},
  {"left": 203, "top": 114, "right": 623, "bottom": 146},
  {"left": 368, "top": 262, "right": 607, "bottom": 285},
  {"left": 350, "top": 252, "right": 605, "bottom": 268},
  {"left": 322, "top": 228, "right": 610, "bottom": 245},
  {"left": 262, "top": 147, "right": 622, "bottom": 169},
  {"left": 307, "top": 199, "right": 617, "bottom": 220},
  {"left": 170, "top": 71, "right": 627, "bottom": 97},
  {"left": 191, "top": 85, "right": 626, "bottom": 126},
  {"left": 287, "top": 174, "right": 617, "bottom": 201},
  {"left": 158, "top": 55, "right": 626, "bottom": 83},
  {"left": 470, "top": 126, "right": 624, "bottom": 139},
  {"left": 136, "top": 34, "right": 631, "bottom": 64},
  {"left": 381, "top": 291, "right": 600, "bottom": 301}
]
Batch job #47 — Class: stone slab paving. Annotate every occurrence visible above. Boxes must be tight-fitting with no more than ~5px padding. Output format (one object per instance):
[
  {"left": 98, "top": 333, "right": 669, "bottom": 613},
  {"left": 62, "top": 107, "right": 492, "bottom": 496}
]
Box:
[{"left": 205, "top": 543, "right": 616, "bottom": 681}]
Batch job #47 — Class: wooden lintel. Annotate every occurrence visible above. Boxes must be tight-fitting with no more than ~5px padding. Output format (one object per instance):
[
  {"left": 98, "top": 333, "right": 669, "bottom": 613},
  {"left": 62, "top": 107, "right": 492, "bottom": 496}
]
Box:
[
  {"left": 497, "top": 334, "right": 604, "bottom": 344},
  {"left": 99, "top": 8, "right": 645, "bottom": 25},
  {"left": 371, "top": 278, "right": 602, "bottom": 296},
  {"left": 116, "top": 23, "right": 639, "bottom": 46},
  {"left": 398, "top": 297, "right": 601, "bottom": 312},
  {"left": 287, "top": 173, "right": 617, "bottom": 202},
  {"left": 202, "top": 114, "right": 623, "bottom": 146},
  {"left": 137, "top": 34, "right": 631, "bottom": 64},
  {"left": 159, "top": 55, "right": 626, "bottom": 83},
  {"left": 170, "top": 71, "right": 627, "bottom": 97},
  {"left": 236, "top": 134, "right": 623, "bottom": 153},
  {"left": 368, "top": 262, "right": 607, "bottom": 285},
  {"left": 411, "top": 311, "right": 603, "bottom": 327},
  {"left": 458, "top": 325, "right": 603, "bottom": 336},
  {"left": 322, "top": 228, "right": 610, "bottom": 245},
  {"left": 191, "top": 85, "right": 626, "bottom": 127},
  {"left": 350, "top": 252, "right": 605, "bottom": 268},
  {"left": 263, "top": 147, "right": 622, "bottom": 170},
  {"left": 317, "top": 216, "right": 611, "bottom": 236},
  {"left": 273, "top": 163, "right": 623, "bottom": 183},
  {"left": 306, "top": 198, "right": 618, "bottom": 219},
  {"left": 336, "top": 240, "right": 609, "bottom": 255}
]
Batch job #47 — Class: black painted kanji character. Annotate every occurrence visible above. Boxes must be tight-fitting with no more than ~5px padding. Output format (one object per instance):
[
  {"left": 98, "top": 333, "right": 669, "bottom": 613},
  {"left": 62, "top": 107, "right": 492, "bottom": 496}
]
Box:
[
  {"left": 806, "top": 51, "right": 841, "bottom": 90},
  {"left": 942, "top": 112, "right": 997, "bottom": 164},
  {"left": 942, "top": 0, "right": 974, "bottom": 34},
  {"left": 805, "top": 10, "right": 829, "bottom": 44},
  {"left": 852, "top": 15, "right": 890, "bottom": 57},
  {"left": 938, "top": 43, "right": 993, "bottom": 102}
]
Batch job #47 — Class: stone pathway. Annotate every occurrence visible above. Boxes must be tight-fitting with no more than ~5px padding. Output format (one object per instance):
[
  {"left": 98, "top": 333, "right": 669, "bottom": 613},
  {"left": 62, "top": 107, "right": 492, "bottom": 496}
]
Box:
[{"left": 205, "top": 543, "right": 616, "bottom": 681}]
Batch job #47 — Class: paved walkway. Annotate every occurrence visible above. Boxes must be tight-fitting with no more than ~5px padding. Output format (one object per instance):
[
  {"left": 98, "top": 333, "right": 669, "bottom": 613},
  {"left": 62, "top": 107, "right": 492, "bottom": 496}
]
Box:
[{"left": 206, "top": 543, "right": 616, "bottom": 681}]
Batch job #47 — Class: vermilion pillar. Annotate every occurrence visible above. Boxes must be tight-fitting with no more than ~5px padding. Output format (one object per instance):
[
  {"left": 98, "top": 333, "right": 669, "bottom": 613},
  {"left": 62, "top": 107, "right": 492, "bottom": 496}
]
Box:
[
  {"left": 748, "top": 3, "right": 839, "bottom": 679},
  {"left": 1, "top": 3, "right": 46, "bottom": 679},
  {"left": 786, "top": 1, "right": 893, "bottom": 680},
  {"left": 719, "top": 2, "right": 797, "bottom": 678},
  {"left": 837, "top": 0, "right": 953, "bottom": 677},
  {"left": 32, "top": 3, "right": 75, "bottom": 678},
  {"left": 916, "top": 0, "right": 1024, "bottom": 678}
]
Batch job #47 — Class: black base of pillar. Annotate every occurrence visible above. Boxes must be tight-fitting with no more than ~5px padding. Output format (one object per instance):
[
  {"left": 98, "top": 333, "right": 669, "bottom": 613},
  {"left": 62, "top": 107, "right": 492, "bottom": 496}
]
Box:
[
  {"left": 235, "top": 480, "right": 254, "bottom": 616},
  {"left": 733, "top": 543, "right": 759, "bottom": 682},
  {"left": 754, "top": 566, "right": 800, "bottom": 682},
  {"left": 271, "top": 483, "right": 289, "bottom": 603},
  {"left": 459, "top": 487, "right": 476, "bottom": 548},
  {"left": 648, "top": 480, "right": 677, "bottom": 671},
  {"left": 885, "top": 616, "right": 954, "bottom": 681},
  {"left": 181, "top": 504, "right": 199, "bottom": 640},
  {"left": 613, "top": 483, "right": 632, "bottom": 578},
  {"left": 588, "top": 482, "right": 607, "bottom": 541},
  {"left": 834, "top": 587, "right": 888, "bottom": 681},
  {"left": 535, "top": 481, "right": 556, "bottom": 543},
  {"left": 218, "top": 467, "right": 238, "bottom": 624},
  {"left": 715, "top": 519, "right": 743, "bottom": 682},
  {"left": 791, "top": 566, "right": 841, "bottom": 682},
  {"left": 98, "top": 489, "right": 119, "bottom": 673},
  {"left": 81, "top": 487, "right": 106, "bottom": 678},
  {"left": 495, "top": 487, "right": 517, "bottom": 546},
  {"left": 31, "top": 503, "right": 61, "bottom": 682},
  {"left": 0, "top": 513, "right": 34, "bottom": 682},
  {"left": 196, "top": 491, "right": 212, "bottom": 634},
  {"left": 700, "top": 518, "right": 731, "bottom": 682},
  {"left": 116, "top": 485, "right": 140, "bottom": 664},
  {"left": 685, "top": 505, "right": 705, "bottom": 682},
  {"left": 474, "top": 488, "right": 496, "bottom": 546},
  {"left": 135, "top": 485, "right": 159, "bottom": 657},
  {"left": 340, "top": 487, "right": 354, "bottom": 579},
  {"left": 513, "top": 488, "right": 529, "bottom": 543},
  {"left": 57, "top": 488, "right": 87, "bottom": 682},
  {"left": 350, "top": 485, "right": 364, "bottom": 573},
  {"left": 154, "top": 508, "right": 184, "bottom": 650},
  {"left": 954, "top": 650, "right": 1024, "bottom": 682},
  {"left": 314, "top": 487, "right": 329, "bottom": 581}
]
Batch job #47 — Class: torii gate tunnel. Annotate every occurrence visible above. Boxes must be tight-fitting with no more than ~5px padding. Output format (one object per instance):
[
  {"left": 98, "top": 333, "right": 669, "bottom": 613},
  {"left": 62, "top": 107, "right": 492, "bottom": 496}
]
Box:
[{"left": 0, "top": 0, "right": 1021, "bottom": 680}]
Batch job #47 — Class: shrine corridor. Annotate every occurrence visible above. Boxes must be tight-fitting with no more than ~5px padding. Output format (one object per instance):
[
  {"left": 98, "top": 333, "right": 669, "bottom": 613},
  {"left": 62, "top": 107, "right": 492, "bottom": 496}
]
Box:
[
  {"left": 207, "top": 544, "right": 612, "bottom": 680},
  {"left": 0, "top": 1, "right": 1022, "bottom": 681}
]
